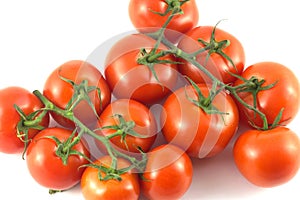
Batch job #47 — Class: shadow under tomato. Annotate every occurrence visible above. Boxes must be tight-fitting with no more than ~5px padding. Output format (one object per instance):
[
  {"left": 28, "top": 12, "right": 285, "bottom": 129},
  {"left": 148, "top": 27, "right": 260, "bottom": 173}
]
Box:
[{"left": 185, "top": 141, "right": 263, "bottom": 199}]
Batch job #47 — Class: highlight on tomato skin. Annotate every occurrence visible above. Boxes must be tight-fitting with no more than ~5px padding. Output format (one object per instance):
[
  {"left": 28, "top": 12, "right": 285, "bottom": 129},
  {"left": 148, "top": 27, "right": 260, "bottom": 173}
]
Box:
[
  {"left": 233, "top": 127, "right": 300, "bottom": 188},
  {"left": 140, "top": 144, "right": 193, "bottom": 200}
]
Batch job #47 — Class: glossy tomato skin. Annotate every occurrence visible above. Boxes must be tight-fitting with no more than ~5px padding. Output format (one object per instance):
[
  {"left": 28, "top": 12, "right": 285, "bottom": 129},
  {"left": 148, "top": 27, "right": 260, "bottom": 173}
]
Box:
[
  {"left": 105, "top": 34, "right": 178, "bottom": 105},
  {"left": 234, "top": 62, "right": 300, "bottom": 128},
  {"left": 233, "top": 127, "right": 300, "bottom": 187},
  {"left": 96, "top": 99, "right": 157, "bottom": 153},
  {"left": 129, "top": 0, "right": 199, "bottom": 43},
  {"left": 43, "top": 60, "right": 111, "bottom": 128},
  {"left": 141, "top": 144, "right": 193, "bottom": 200},
  {"left": 177, "top": 26, "right": 245, "bottom": 84},
  {"left": 26, "top": 127, "right": 90, "bottom": 190},
  {"left": 161, "top": 84, "right": 239, "bottom": 158},
  {"left": 81, "top": 156, "right": 140, "bottom": 200},
  {"left": 0, "top": 87, "right": 49, "bottom": 154}
]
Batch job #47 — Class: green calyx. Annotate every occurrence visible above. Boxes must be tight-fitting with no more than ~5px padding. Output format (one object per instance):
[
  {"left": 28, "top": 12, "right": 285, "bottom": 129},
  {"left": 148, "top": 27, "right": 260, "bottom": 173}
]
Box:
[
  {"left": 99, "top": 114, "right": 148, "bottom": 151},
  {"left": 14, "top": 104, "right": 47, "bottom": 159},
  {"left": 43, "top": 129, "right": 91, "bottom": 166},
  {"left": 197, "top": 20, "right": 237, "bottom": 71},
  {"left": 59, "top": 73, "right": 102, "bottom": 116},
  {"left": 185, "top": 77, "right": 228, "bottom": 116},
  {"left": 137, "top": 48, "right": 178, "bottom": 86},
  {"left": 229, "top": 72, "right": 282, "bottom": 130},
  {"left": 83, "top": 162, "right": 134, "bottom": 182},
  {"left": 232, "top": 73, "right": 278, "bottom": 113},
  {"left": 150, "top": 0, "right": 190, "bottom": 16}
]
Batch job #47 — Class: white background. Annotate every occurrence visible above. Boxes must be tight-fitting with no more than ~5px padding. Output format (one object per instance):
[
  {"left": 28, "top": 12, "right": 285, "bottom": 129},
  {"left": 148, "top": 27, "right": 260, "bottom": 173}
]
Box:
[{"left": 0, "top": 0, "right": 300, "bottom": 199}]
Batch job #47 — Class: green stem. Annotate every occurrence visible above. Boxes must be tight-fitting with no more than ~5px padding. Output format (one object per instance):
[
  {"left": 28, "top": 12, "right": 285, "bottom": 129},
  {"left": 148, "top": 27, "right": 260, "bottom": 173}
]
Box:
[
  {"left": 62, "top": 129, "right": 84, "bottom": 153},
  {"left": 151, "top": 10, "right": 176, "bottom": 53},
  {"left": 23, "top": 109, "right": 48, "bottom": 127},
  {"left": 151, "top": 37, "right": 270, "bottom": 130},
  {"left": 146, "top": 50, "right": 172, "bottom": 63},
  {"left": 32, "top": 90, "right": 143, "bottom": 170},
  {"left": 230, "top": 90, "right": 268, "bottom": 130},
  {"left": 148, "top": 0, "right": 185, "bottom": 55},
  {"left": 106, "top": 130, "right": 123, "bottom": 140},
  {"left": 190, "top": 46, "right": 210, "bottom": 57}
]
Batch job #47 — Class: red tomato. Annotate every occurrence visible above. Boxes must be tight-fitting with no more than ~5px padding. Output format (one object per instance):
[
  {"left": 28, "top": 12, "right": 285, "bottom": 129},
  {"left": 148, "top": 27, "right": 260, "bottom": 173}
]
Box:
[
  {"left": 96, "top": 99, "right": 157, "bottom": 153},
  {"left": 81, "top": 155, "right": 140, "bottom": 200},
  {"left": 161, "top": 84, "right": 239, "bottom": 158},
  {"left": 43, "top": 60, "right": 111, "bottom": 128},
  {"left": 233, "top": 127, "right": 300, "bottom": 187},
  {"left": 140, "top": 144, "right": 193, "bottom": 200},
  {"left": 234, "top": 62, "right": 300, "bottom": 128},
  {"left": 177, "top": 26, "right": 245, "bottom": 84},
  {"left": 104, "top": 34, "right": 178, "bottom": 105},
  {"left": 129, "top": 0, "right": 199, "bottom": 43},
  {"left": 26, "top": 127, "right": 90, "bottom": 190},
  {"left": 0, "top": 87, "right": 49, "bottom": 154}
]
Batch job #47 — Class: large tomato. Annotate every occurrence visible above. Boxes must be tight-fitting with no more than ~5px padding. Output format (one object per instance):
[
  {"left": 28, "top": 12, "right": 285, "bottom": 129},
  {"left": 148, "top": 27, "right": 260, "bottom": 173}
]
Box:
[
  {"left": 26, "top": 127, "right": 90, "bottom": 190},
  {"left": 161, "top": 83, "right": 239, "bottom": 158},
  {"left": 0, "top": 87, "right": 49, "bottom": 154},
  {"left": 81, "top": 156, "right": 140, "bottom": 200},
  {"left": 233, "top": 127, "right": 300, "bottom": 187},
  {"left": 234, "top": 62, "right": 300, "bottom": 128},
  {"left": 43, "top": 60, "right": 111, "bottom": 129},
  {"left": 104, "top": 34, "right": 178, "bottom": 105},
  {"left": 96, "top": 99, "right": 157, "bottom": 153},
  {"left": 129, "top": 0, "right": 199, "bottom": 43},
  {"left": 177, "top": 26, "right": 245, "bottom": 84},
  {"left": 140, "top": 144, "right": 193, "bottom": 200}
]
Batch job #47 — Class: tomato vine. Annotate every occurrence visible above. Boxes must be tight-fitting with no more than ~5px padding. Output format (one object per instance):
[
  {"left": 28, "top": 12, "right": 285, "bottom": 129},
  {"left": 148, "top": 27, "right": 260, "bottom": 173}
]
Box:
[{"left": 10, "top": 0, "right": 297, "bottom": 193}]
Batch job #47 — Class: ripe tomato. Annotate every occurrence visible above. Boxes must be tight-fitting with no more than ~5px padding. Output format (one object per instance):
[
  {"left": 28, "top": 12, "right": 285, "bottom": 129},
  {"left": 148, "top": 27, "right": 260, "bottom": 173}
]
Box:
[
  {"left": 161, "top": 84, "right": 239, "bottom": 158},
  {"left": 104, "top": 34, "right": 178, "bottom": 105},
  {"left": 140, "top": 144, "right": 193, "bottom": 200},
  {"left": 81, "top": 155, "right": 140, "bottom": 200},
  {"left": 43, "top": 60, "right": 111, "bottom": 128},
  {"left": 177, "top": 26, "right": 245, "bottom": 84},
  {"left": 234, "top": 62, "right": 300, "bottom": 128},
  {"left": 0, "top": 87, "right": 49, "bottom": 154},
  {"left": 233, "top": 127, "right": 300, "bottom": 187},
  {"left": 26, "top": 127, "right": 90, "bottom": 190},
  {"left": 128, "top": 0, "right": 199, "bottom": 43},
  {"left": 96, "top": 99, "right": 157, "bottom": 153}
]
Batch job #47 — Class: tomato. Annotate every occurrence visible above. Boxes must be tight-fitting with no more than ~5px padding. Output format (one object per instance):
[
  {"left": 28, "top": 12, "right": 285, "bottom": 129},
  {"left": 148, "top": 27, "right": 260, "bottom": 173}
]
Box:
[
  {"left": 177, "top": 26, "right": 245, "bottom": 84},
  {"left": 96, "top": 99, "right": 157, "bottom": 153},
  {"left": 140, "top": 144, "right": 193, "bottom": 200},
  {"left": 104, "top": 34, "right": 178, "bottom": 105},
  {"left": 128, "top": 0, "right": 199, "bottom": 43},
  {"left": 234, "top": 62, "right": 300, "bottom": 128},
  {"left": 233, "top": 127, "right": 300, "bottom": 187},
  {"left": 0, "top": 87, "right": 49, "bottom": 154},
  {"left": 43, "top": 60, "right": 111, "bottom": 129},
  {"left": 26, "top": 127, "right": 90, "bottom": 190},
  {"left": 161, "top": 83, "right": 239, "bottom": 158},
  {"left": 81, "top": 155, "right": 140, "bottom": 200}
]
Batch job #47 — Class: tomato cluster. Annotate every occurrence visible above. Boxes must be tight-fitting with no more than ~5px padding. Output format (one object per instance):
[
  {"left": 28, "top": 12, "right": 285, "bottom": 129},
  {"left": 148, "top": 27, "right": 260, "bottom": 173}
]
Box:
[{"left": 0, "top": 0, "right": 300, "bottom": 199}]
